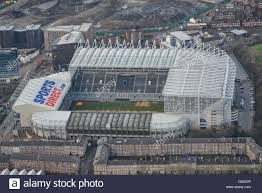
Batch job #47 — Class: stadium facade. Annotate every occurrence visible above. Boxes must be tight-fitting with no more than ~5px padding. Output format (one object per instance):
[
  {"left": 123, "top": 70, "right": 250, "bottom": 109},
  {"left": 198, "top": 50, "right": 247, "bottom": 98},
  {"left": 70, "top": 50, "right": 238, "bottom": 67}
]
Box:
[{"left": 11, "top": 41, "right": 236, "bottom": 140}]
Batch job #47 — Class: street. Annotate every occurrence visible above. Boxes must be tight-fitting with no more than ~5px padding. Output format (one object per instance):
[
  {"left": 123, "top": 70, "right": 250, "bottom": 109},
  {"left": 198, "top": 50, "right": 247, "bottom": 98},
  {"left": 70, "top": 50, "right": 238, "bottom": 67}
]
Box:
[{"left": 232, "top": 54, "right": 255, "bottom": 130}]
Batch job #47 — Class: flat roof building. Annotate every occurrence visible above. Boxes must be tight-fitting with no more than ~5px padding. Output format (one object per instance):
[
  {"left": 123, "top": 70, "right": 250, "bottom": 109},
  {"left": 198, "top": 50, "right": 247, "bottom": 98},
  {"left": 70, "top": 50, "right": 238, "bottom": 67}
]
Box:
[
  {"left": 94, "top": 137, "right": 262, "bottom": 175},
  {"left": 52, "top": 31, "right": 85, "bottom": 71},
  {"left": 164, "top": 31, "right": 193, "bottom": 48},
  {"left": 44, "top": 23, "right": 94, "bottom": 51},
  {"left": 231, "top": 29, "right": 248, "bottom": 37},
  {"left": 0, "top": 25, "right": 43, "bottom": 49},
  {"left": 0, "top": 137, "right": 88, "bottom": 156},
  {"left": 10, "top": 153, "right": 80, "bottom": 174}
]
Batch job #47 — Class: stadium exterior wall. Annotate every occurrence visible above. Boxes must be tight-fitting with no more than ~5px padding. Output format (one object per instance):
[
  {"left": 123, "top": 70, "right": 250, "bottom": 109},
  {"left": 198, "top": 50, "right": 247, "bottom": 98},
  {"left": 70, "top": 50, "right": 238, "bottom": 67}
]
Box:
[{"left": 30, "top": 111, "right": 190, "bottom": 140}]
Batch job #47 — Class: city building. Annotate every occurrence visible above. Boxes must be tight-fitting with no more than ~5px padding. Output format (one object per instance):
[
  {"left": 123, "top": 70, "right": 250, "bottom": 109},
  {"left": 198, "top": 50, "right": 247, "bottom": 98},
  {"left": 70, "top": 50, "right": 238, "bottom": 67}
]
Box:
[
  {"left": 199, "top": 0, "right": 224, "bottom": 4},
  {"left": 43, "top": 23, "right": 94, "bottom": 51},
  {"left": 0, "top": 25, "right": 15, "bottom": 48},
  {"left": 0, "top": 154, "right": 10, "bottom": 170},
  {"left": 10, "top": 153, "right": 80, "bottom": 174},
  {"left": 199, "top": 35, "right": 224, "bottom": 46},
  {"left": 164, "top": 31, "right": 193, "bottom": 47},
  {"left": 0, "top": 25, "right": 43, "bottom": 49},
  {"left": 25, "top": 25, "right": 43, "bottom": 49},
  {"left": 93, "top": 137, "right": 262, "bottom": 175},
  {"left": 0, "top": 168, "right": 45, "bottom": 175},
  {"left": 230, "top": 29, "right": 248, "bottom": 38},
  {"left": 52, "top": 31, "right": 85, "bottom": 72},
  {"left": 187, "top": 23, "right": 207, "bottom": 30},
  {"left": 125, "top": 29, "right": 144, "bottom": 45},
  {"left": 0, "top": 48, "right": 20, "bottom": 83},
  {"left": 0, "top": 137, "right": 88, "bottom": 156}
]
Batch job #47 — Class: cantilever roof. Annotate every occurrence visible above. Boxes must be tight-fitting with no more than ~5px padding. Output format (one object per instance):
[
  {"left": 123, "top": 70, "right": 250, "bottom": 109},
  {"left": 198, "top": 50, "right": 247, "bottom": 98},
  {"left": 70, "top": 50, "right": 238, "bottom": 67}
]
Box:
[
  {"left": 163, "top": 48, "right": 236, "bottom": 98},
  {"left": 13, "top": 72, "right": 72, "bottom": 113},
  {"left": 69, "top": 47, "right": 178, "bottom": 69},
  {"left": 69, "top": 45, "right": 236, "bottom": 99},
  {"left": 31, "top": 111, "right": 71, "bottom": 129}
]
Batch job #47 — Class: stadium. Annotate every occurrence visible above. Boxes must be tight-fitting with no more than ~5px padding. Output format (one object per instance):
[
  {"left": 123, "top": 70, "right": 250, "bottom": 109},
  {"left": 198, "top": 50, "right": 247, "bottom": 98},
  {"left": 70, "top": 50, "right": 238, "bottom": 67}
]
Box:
[{"left": 11, "top": 41, "right": 236, "bottom": 140}]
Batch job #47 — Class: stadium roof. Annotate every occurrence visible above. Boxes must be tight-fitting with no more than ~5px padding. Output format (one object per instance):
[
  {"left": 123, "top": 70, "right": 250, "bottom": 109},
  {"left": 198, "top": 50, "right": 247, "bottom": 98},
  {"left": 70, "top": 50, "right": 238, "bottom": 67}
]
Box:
[
  {"left": 32, "top": 111, "right": 71, "bottom": 129},
  {"left": 150, "top": 113, "right": 189, "bottom": 131},
  {"left": 13, "top": 72, "right": 71, "bottom": 114},
  {"left": 163, "top": 47, "right": 236, "bottom": 99},
  {"left": 69, "top": 44, "right": 236, "bottom": 99},
  {"left": 67, "top": 111, "right": 152, "bottom": 131},
  {"left": 32, "top": 110, "right": 190, "bottom": 134},
  {"left": 69, "top": 47, "right": 178, "bottom": 69}
]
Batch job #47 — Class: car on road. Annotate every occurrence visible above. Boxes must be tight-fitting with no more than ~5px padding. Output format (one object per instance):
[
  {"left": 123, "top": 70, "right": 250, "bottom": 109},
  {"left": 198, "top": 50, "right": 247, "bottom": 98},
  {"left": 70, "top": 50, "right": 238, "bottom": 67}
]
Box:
[{"left": 240, "top": 98, "right": 245, "bottom": 109}]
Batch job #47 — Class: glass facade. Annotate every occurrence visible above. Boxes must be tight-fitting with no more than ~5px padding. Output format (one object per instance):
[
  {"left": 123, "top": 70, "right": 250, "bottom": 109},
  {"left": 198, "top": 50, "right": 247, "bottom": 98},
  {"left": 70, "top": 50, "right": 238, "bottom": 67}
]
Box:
[{"left": 0, "top": 48, "right": 19, "bottom": 80}]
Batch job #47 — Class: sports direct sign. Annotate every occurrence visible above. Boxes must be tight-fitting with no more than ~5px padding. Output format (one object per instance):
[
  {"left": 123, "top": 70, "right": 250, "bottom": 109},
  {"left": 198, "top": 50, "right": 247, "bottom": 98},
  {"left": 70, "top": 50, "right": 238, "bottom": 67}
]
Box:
[{"left": 33, "top": 80, "right": 66, "bottom": 108}]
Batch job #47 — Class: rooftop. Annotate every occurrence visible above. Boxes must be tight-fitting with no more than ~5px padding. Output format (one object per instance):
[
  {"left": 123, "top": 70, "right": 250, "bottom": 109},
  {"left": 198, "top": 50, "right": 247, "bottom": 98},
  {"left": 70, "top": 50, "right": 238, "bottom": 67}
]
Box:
[
  {"left": 231, "top": 29, "right": 248, "bottom": 36},
  {"left": 12, "top": 72, "right": 71, "bottom": 113},
  {"left": 0, "top": 137, "right": 87, "bottom": 147},
  {"left": 170, "top": 31, "right": 193, "bottom": 41},
  {"left": 69, "top": 47, "right": 178, "bottom": 69},
  {"left": 10, "top": 153, "right": 80, "bottom": 163},
  {"left": 94, "top": 137, "right": 262, "bottom": 166},
  {"left": 32, "top": 111, "right": 71, "bottom": 129},
  {"left": 106, "top": 155, "right": 256, "bottom": 165},
  {"left": 163, "top": 48, "right": 235, "bottom": 99},
  {"left": 33, "top": 0, "right": 58, "bottom": 11},
  {"left": 150, "top": 113, "right": 189, "bottom": 131},
  {"left": 46, "top": 25, "right": 79, "bottom": 32},
  {"left": 0, "top": 25, "right": 15, "bottom": 31},
  {"left": 0, "top": 154, "right": 10, "bottom": 163},
  {"left": 25, "top": 24, "right": 41, "bottom": 31},
  {"left": 99, "top": 137, "right": 248, "bottom": 145},
  {"left": 78, "top": 23, "right": 93, "bottom": 32},
  {"left": 0, "top": 168, "right": 45, "bottom": 175},
  {"left": 45, "top": 23, "right": 92, "bottom": 32},
  {"left": 67, "top": 111, "right": 152, "bottom": 131},
  {"left": 69, "top": 45, "right": 236, "bottom": 99},
  {"left": 53, "top": 31, "right": 85, "bottom": 46}
]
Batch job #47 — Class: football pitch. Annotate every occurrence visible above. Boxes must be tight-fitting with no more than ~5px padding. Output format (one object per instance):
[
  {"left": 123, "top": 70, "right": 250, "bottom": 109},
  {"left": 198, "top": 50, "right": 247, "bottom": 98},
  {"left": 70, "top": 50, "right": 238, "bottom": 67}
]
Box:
[{"left": 70, "top": 101, "right": 164, "bottom": 112}]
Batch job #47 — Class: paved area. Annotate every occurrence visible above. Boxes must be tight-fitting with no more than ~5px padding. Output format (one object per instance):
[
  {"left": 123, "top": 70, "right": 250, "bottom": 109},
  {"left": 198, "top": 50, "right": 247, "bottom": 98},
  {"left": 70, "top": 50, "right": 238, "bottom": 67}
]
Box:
[
  {"left": 232, "top": 54, "right": 255, "bottom": 130},
  {"left": 237, "top": 81, "right": 255, "bottom": 130},
  {"left": 80, "top": 145, "right": 97, "bottom": 175}
]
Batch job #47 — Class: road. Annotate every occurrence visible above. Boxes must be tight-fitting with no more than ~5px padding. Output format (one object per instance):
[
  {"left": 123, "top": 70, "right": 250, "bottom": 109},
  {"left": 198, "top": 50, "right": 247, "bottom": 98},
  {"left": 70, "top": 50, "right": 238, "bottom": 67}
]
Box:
[
  {"left": 237, "top": 80, "right": 255, "bottom": 130},
  {"left": 232, "top": 54, "right": 255, "bottom": 130},
  {"left": 0, "top": 52, "right": 45, "bottom": 141},
  {"left": 0, "top": 111, "right": 16, "bottom": 142},
  {"left": 79, "top": 145, "right": 97, "bottom": 175}
]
